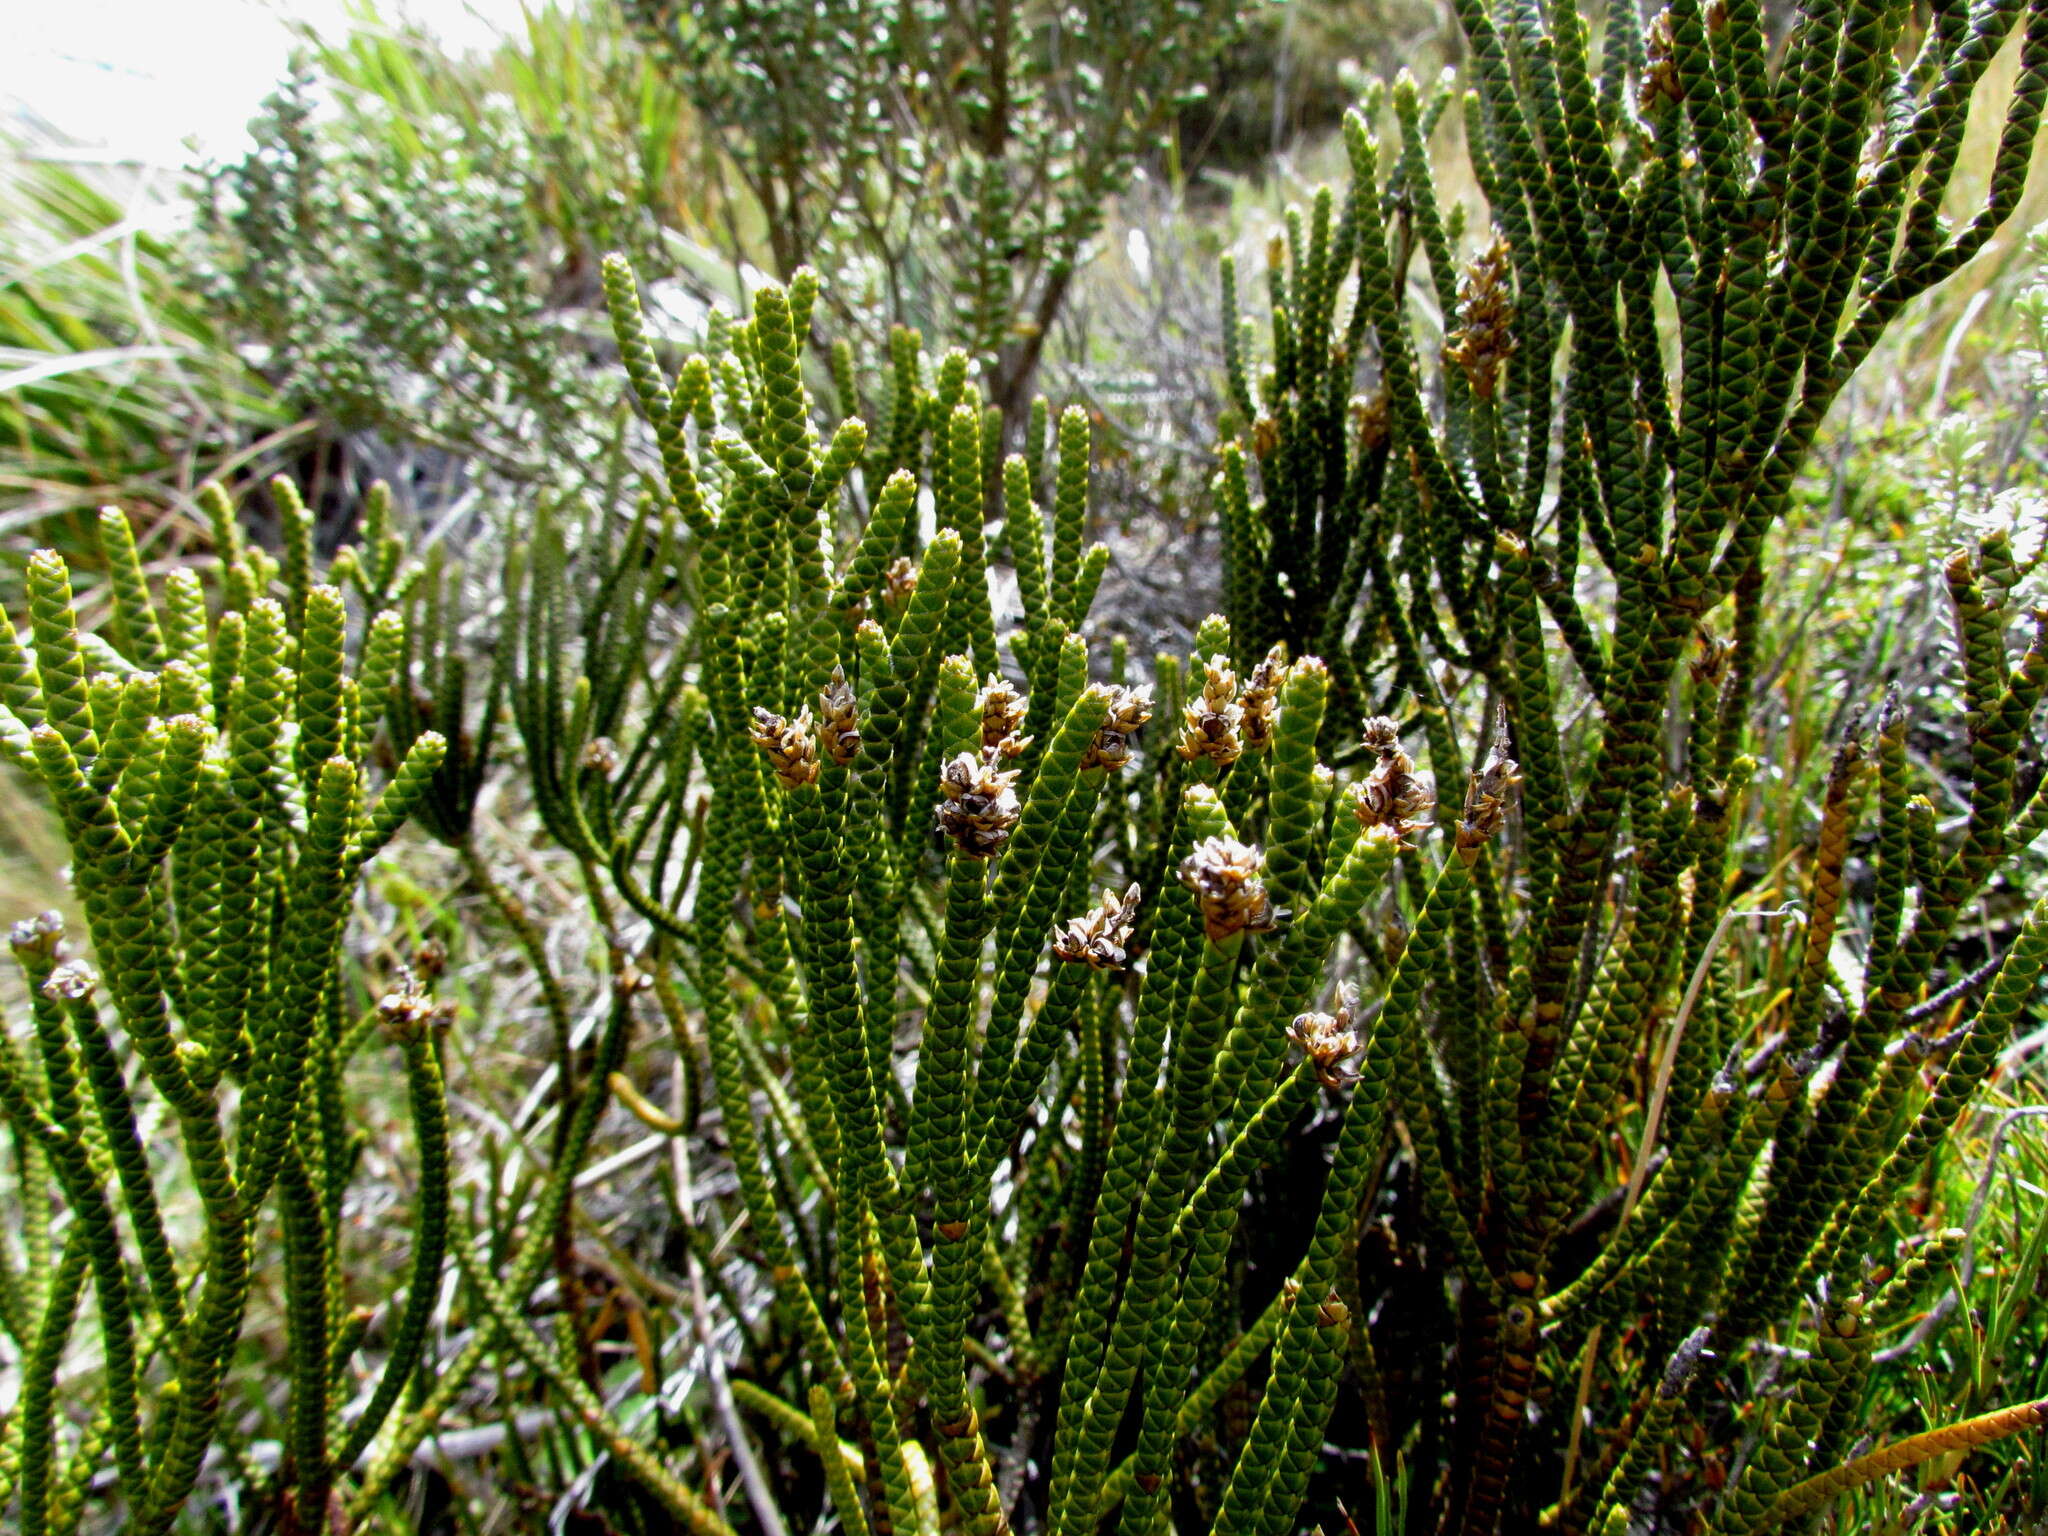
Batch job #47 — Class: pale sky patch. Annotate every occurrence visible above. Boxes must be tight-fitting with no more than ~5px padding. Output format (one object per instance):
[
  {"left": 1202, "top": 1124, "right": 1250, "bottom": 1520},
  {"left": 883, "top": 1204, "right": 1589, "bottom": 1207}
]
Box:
[{"left": 2, "top": 0, "right": 528, "bottom": 165}]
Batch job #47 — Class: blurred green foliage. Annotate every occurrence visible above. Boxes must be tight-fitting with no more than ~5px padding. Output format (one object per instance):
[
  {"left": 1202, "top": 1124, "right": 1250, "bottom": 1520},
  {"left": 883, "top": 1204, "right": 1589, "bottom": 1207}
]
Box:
[
  {"left": 191, "top": 64, "right": 608, "bottom": 490},
  {"left": 622, "top": 0, "right": 1259, "bottom": 419},
  {"left": 0, "top": 143, "right": 295, "bottom": 571}
]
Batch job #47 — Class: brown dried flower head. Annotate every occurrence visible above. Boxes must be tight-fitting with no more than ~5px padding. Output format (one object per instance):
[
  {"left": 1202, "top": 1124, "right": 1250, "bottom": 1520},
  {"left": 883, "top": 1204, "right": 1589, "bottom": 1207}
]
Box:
[
  {"left": 1690, "top": 629, "right": 1734, "bottom": 689},
  {"left": 1081, "top": 683, "right": 1154, "bottom": 772},
  {"left": 818, "top": 668, "right": 862, "bottom": 767},
  {"left": 1239, "top": 646, "right": 1288, "bottom": 753},
  {"left": 42, "top": 959, "right": 97, "bottom": 1003},
  {"left": 882, "top": 555, "right": 918, "bottom": 612},
  {"left": 580, "top": 736, "right": 621, "bottom": 776},
  {"left": 1358, "top": 717, "right": 1435, "bottom": 839},
  {"left": 8, "top": 910, "right": 64, "bottom": 961},
  {"left": 751, "top": 706, "right": 821, "bottom": 790},
  {"left": 1349, "top": 390, "right": 1391, "bottom": 450},
  {"left": 1251, "top": 416, "right": 1281, "bottom": 460},
  {"left": 1051, "top": 884, "right": 1144, "bottom": 971},
  {"left": 977, "top": 674, "right": 1032, "bottom": 758},
  {"left": 1178, "top": 655, "right": 1244, "bottom": 767},
  {"left": 1641, "top": 11, "right": 1681, "bottom": 110},
  {"left": 1458, "top": 709, "right": 1521, "bottom": 850},
  {"left": 378, "top": 968, "right": 440, "bottom": 1043},
  {"left": 1288, "top": 985, "right": 1362, "bottom": 1089},
  {"left": 1179, "top": 834, "right": 1283, "bottom": 942},
  {"left": 411, "top": 937, "right": 449, "bottom": 981},
  {"left": 1443, "top": 234, "right": 1517, "bottom": 399},
  {"left": 936, "top": 750, "right": 1022, "bottom": 858}
]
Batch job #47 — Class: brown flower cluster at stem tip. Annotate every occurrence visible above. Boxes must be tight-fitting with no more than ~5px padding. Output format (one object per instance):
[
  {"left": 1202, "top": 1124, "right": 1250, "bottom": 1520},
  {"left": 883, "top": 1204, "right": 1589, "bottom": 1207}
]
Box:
[
  {"left": 1357, "top": 716, "right": 1435, "bottom": 840},
  {"left": 1239, "top": 645, "right": 1287, "bottom": 753},
  {"left": 936, "top": 750, "right": 1022, "bottom": 857},
  {"left": 412, "top": 938, "right": 449, "bottom": 980},
  {"left": 1178, "top": 654, "right": 1244, "bottom": 767},
  {"left": 42, "top": 959, "right": 97, "bottom": 1003},
  {"left": 1050, "top": 884, "right": 1144, "bottom": 971},
  {"left": 1457, "top": 709, "right": 1521, "bottom": 851},
  {"left": 1443, "top": 233, "right": 1517, "bottom": 400},
  {"left": 882, "top": 554, "right": 918, "bottom": 613},
  {"left": 751, "top": 705, "right": 821, "bottom": 789},
  {"left": 1349, "top": 388, "right": 1391, "bottom": 450},
  {"left": 977, "top": 674, "right": 1031, "bottom": 758},
  {"left": 1179, "top": 835, "right": 1284, "bottom": 942},
  {"left": 1080, "top": 682, "right": 1154, "bottom": 772},
  {"left": 9, "top": 909, "right": 64, "bottom": 961},
  {"left": 1288, "top": 984, "right": 1362, "bottom": 1089},
  {"left": 377, "top": 967, "right": 452, "bottom": 1044},
  {"left": 1690, "top": 627, "right": 1734, "bottom": 689},
  {"left": 818, "top": 667, "right": 862, "bottom": 767},
  {"left": 1641, "top": 9, "right": 1681, "bottom": 110}
]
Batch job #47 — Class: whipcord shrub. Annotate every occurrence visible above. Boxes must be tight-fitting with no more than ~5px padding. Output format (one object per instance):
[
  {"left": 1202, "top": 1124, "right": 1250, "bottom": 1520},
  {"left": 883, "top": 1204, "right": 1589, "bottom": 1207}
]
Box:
[
  {"left": 0, "top": 486, "right": 447, "bottom": 1532},
  {"left": 4, "top": 0, "right": 2048, "bottom": 1522}
]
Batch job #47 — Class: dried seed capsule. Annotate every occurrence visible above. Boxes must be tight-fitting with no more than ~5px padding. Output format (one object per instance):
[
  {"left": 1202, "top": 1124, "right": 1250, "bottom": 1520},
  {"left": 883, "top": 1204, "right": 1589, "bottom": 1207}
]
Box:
[
  {"left": 1288, "top": 985, "right": 1362, "bottom": 1088},
  {"left": 1179, "top": 835, "right": 1283, "bottom": 942},
  {"left": 1357, "top": 716, "right": 1435, "bottom": 838},
  {"left": 936, "top": 750, "right": 1022, "bottom": 857},
  {"left": 1443, "top": 234, "right": 1517, "bottom": 400},
  {"left": 817, "top": 667, "right": 861, "bottom": 767},
  {"left": 41, "top": 958, "right": 97, "bottom": 1002},
  {"left": 580, "top": 736, "right": 621, "bottom": 776},
  {"left": 976, "top": 674, "right": 1031, "bottom": 758},
  {"left": 1641, "top": 10, "right": 1681, "bottom": 110},
  {"left": 411, "top": 938, "right": 449, "bottom": 980},
  {"left": 1690, "top": 628, "right": 1735, "bottom": 687},
  {"left": 1350, "top": 389, "right": 1391, "bottom": 450},
  {"left": 882, "top": 555, "right": 918, "bottom": 613},
  {"left": 1051, "top": 884, "right": 1144, "bottom": 971},
  {"left": 1458, "top": 711, "right": 1520, "bottom": 850},
  {"left": 377, "top": 970, "right": 439, "bottom": 1044},
  {"left": 750, "top": 706, "right": 821, "bottom": 790},
  {"left": 9, "top": 909, "right": 64, "bottom": 961},
  {"left": 1178, "top": 655, "right": 1244, "bottom": 767},
  {"left": 1240, "top": 646, "right": 1288, "bottom": 753},
  {"left": 1080, "top": 682, "right": 1154, "bottom": 772}
]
